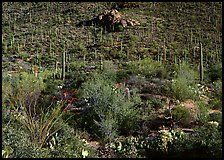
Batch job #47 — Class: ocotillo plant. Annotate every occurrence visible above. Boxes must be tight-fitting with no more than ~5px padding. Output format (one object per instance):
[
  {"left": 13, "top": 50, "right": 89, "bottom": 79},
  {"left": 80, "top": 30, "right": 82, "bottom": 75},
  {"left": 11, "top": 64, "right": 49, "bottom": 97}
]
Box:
[{"left": 199, "top": 42, "right": 203, "bottom": 82}]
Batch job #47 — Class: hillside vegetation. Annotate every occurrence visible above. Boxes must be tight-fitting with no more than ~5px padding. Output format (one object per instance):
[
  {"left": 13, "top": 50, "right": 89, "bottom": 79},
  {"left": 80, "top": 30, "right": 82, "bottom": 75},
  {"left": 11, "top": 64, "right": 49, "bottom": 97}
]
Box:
[{"left": 2, "top": 2, "right": 222, "bottom": 158}]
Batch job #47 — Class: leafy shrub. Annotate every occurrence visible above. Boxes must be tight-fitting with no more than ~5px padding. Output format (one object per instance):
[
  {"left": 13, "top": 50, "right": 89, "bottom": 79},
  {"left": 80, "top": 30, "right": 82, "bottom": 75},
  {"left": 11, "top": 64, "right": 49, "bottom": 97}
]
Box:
[
  {"left": 78, "top": 73, "right": 141, "bottom": 141},
  {"left": 209, "top": 112, "right": 222, "bottom": 126},
  {"left": 126, "top": 58, "right": 168, "bottom": 79},
  {"left": 208, "top": 80, "right": 222, "bottom": 110},
  {"left": 110, "top": 136, "right": 144, "bottom": 158},
  {"left": 169, "top": 129, "right": 187, "bottom": 154},
  {"left": 101, "top": 60, "right": 118, "bottom": 82},
  {"left": 196, "top": 101, "right": 210, "bottom": 125},
  {"left": 171, "top": 79, "right": 194, "bottom": 100},
  {"left": 148, "top": 98, "right": 164, "bottom": 110},
  {"left": 209, "top": 98, "right": 222, "bottom": 110},
  {"left": 211, "top": 80, "right": 222, "bottom": 100},
  {"left": 2, "top": 111, "right": 98, "bottom": 158},
  {"left": 170, "top": 63, "right": 199, "bottom": 101},
  {"left": 189, "top": 122, "right": 222, "bottom": 157},
  {"left": 157, "top": 129, "right": 173, "bottom": 153},
  {"left": 171, "top": 105, "right": 191, "bottom": 127},
  {"left": 2, "top": 71, "right": 46, "bottom": 110},
  {"left": 207, "top": 63, "right": 222, "bottom": 82}
]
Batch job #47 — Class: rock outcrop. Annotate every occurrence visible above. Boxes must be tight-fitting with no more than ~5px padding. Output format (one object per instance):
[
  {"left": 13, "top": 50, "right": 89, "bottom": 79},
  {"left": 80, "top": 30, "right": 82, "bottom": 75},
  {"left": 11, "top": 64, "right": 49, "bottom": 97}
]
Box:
[
  {"left": 77, "top": 9, "right": 140, "bottom": 31},
  {"left": 95, "top": 9, "right": 140, "bottom": 30}
]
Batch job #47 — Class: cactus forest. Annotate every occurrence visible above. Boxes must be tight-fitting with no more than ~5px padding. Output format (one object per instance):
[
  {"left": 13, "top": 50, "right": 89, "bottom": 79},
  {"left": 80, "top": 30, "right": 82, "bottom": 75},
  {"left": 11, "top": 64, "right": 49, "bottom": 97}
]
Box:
[{"left": 2, "top": 2, "right": 222, "bottom": 158}]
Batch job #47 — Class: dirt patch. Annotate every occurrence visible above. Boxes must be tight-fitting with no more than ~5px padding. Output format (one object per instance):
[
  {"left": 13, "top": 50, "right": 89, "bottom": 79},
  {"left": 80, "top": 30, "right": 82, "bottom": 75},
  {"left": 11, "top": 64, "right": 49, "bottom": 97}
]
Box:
[{"left": 180, "top": 99, "right": 199, "bottom": 112}]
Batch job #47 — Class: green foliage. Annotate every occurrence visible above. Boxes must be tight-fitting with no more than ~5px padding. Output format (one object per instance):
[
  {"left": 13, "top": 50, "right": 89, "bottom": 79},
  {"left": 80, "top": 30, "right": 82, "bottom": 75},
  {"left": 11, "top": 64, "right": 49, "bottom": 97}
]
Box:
[
  {"left": 101, "top": 60, "right": 118, "bottom": 82},
  {"left": 169, "top": 129, "right": 187, "bottom": 154},
  {"left": 211, "top": 80, "right": 222, "bottom": 100},
  {"left": 190, "top": 122, "right": 222, "bottom": 157},
  {"left": 209, "top": 112, "right": 222, "bottom": 126},
  {"left": 207, "top": 63, "right": 222, "bottom": 82},
  {"left": 196, "top": 101, "right": 210, "bottom": 125},
  {"left": 110, "top": 136, "right": 144, "bottom": 158},
  {"left": 209, "top": 98, "right": 222, "bottom": 110},
  {"left": 2, "top": 111, "right": 98, "bottom": 158},
  {"left": 21, "top": 100, "right": 70, "bottom": 148},
  {"left": 175, "top": 62, "right": 199, "bottom": 84},
  {"left": 69, "top": 61, "right": 86, "bottom": 71},
  {"left": 148, "top": 98, "right": 164, "bottom": 110},
  {"left": 172, "top": 105, "right": 191, "bottom": 127},
  {"left": 126, "top": 58, "right": 167, "bottom": 79},
  {"left": 42, "top": 79, "right": 63, "bottom": 95},
  {"left": 2, "top": 71, "right": 46, "bottom": 110},
  {"left": 79, "top": 73, "right": 140, "bottom": 141},
  {"left": 170, "top": 63, "right": 199, "bottom": 101}
]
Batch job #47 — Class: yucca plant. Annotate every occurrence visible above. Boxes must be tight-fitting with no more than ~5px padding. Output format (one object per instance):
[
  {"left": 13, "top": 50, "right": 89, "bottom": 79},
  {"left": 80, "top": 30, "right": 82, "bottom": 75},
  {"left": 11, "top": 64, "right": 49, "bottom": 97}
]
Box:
[{"left": 20, "top": 99, "right": 69, "bottom": 149}]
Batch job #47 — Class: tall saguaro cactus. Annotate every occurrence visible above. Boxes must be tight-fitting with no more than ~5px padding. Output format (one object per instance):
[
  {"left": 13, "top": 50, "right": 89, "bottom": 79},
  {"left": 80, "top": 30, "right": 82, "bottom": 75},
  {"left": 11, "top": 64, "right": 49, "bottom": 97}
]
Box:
[
  {"left": 62, "top": 44, "right": 66, "bottom": 81},
  {"left": 199, "top": 43, "right": 203, "bottom": 82}
]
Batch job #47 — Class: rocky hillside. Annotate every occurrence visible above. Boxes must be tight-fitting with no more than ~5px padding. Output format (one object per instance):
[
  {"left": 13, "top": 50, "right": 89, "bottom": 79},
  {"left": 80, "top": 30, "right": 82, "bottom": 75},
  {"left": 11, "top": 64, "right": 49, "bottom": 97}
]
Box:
[{"left": 2, "top": 2, "right": 222, "bottom": 71}]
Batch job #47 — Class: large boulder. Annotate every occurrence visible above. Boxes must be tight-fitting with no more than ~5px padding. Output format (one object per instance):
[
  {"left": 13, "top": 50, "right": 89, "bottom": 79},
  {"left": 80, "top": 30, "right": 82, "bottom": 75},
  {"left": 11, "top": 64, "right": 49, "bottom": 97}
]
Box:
[
  {"left": 76, "top": 9, "right": 140, "bottom": 31},
  {"left": 95, "top": 9, "right": 140, "bottom": 31}
]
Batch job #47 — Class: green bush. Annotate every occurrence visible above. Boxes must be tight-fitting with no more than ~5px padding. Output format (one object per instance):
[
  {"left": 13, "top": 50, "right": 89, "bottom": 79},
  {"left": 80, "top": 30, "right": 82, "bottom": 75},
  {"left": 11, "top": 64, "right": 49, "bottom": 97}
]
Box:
[
  {"left": 171, "top": 105, "right": 191, "bottom": 127},
  {"left": 101, "top": 60, "right": 118, "bottom": 82},
  {"left": 148, "top": 98, "right": 164, "bottom": 110},
  {"left": 196, "top": 101, "right": 210, "bottom": 125},
  {"left": 170, "top": 63, "right": 199, "bottom": 101},
  {"left": 209, "top": 80, "right": 222, "bottom": 110},
  {"left": 207, "top": 63, "right": 222, "bottom": 82},
  {"left": 190, "top": 123, "right": 222, "bottom": 157},
  {"left": 110, "top": 136, "right": 144, "bottom": 158},
  {"left": 209, "top": 112, "right": 222, "bottom": 126},
  {"left": 2, "top": 71, "right": 50, "bottom": 110},
  {"left": 209, "top": 98, "right": 222, "bottom": 110},
  {"left": 171, "top": 78, "right": 195, "bottom": 101},
  {"left": 78, "top": 73, "right": 141, "bottom": 141},
  {"left": 2, "top": 109, "right": 98, "bottom": 158},
  {"left": 126, "top": 58, "right": 168, "bottom": 79}
]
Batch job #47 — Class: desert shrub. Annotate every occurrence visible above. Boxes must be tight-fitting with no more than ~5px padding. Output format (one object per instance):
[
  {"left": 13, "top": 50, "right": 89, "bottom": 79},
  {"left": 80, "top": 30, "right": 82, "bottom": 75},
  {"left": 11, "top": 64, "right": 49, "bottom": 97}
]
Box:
[
  {"left": 169, "top": 129, "right": 188, "bottom": 154},
  {"left": 171, "top": 105, "right": 191, "bottom": 127},
  {"left": 101, "top": 60, "right": 118, "bottom": 82},
  {"left": 177, "top": 62, "right": 199, "bottom": 84},
  {"left": 170, "top": 78, "right": 194, "bottom": 101},
  {"left": 189, "top": 122, "right": 222, "bottom": 157},
  {"left": 2, "top": 114, "right": 38, "bottom": 158},
  {"left": 42, "top": 79, "right": 63, "bottom": 95},
  {"left": 209, "top": 98, "right": 222, "bottom": 110},
  {"left": 170, "top": 63, "right": 199, "bottom": 101},
  {"left": 196, "top": 101, "right": 210, "bottom": 125},
  {"left": 126, "top": 58, "right": 168, "bottom": 79},
  {"left": 211, "top": 80, "right": 222, "bottom": 100},
  {"left": 2, "top": 111, "right": 98, "bottom": 158},
  {"left": 69, "top": 61, "right": 86, "bottom": 71},
  {"left": 2, "top": 71, "right": 48, "bottom": 112},
  {"left": 78, "top": 73, "right": 141, "bottom": 141},
  {"left": 206, "top": 63, "right": 222, "bottom": 82},
  {"left": 110, "top": 136, "right": 143, "bottom": 158},
  {"left": 209, "top": 112, "right": 222, "bottom": 126},
  {"left": 148, "top": 98, "right": 164, "bottom": 110},
  {"left": 208, "top": 80, "right": 222, "bottom": 110}
]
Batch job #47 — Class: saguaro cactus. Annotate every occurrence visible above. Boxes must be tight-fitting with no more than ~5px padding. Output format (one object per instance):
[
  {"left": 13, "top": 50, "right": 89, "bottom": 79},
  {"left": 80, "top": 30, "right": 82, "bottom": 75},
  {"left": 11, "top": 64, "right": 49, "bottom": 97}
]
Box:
[
  {"left": 199, "top": 43, "right": 203, "bottom": 82},
  {"left": 62, "top": 50, "right": 66, "bottom": 81}
]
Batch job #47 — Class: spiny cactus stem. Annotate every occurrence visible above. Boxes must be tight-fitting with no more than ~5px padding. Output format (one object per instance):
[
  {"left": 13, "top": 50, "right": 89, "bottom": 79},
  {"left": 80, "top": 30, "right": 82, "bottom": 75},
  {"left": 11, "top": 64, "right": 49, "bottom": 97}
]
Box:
[{"left": 199, "top": 43, "right": 203, "bottom": 82}]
